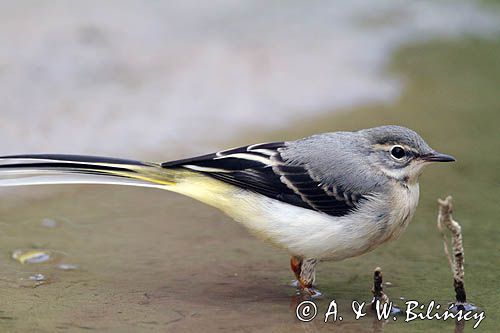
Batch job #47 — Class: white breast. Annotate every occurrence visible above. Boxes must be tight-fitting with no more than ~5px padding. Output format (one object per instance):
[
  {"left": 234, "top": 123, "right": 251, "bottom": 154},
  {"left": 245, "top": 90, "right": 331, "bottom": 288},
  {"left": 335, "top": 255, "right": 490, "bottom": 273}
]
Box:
[{"left": 381, "top": 182, "right": 420, "bottom": 243}]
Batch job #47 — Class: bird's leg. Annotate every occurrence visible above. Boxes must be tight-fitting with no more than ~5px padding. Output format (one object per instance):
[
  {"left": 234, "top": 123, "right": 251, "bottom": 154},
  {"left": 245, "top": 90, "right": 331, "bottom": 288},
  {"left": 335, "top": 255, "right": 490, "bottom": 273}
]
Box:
[
  {"left": 300, "top": 258, "right": 317, "bottom": 288},
  {"left": 290, "top": 255, "right": 303, "bottom": 283},
  {"left": 290, "top": 256, "right": 321, "bottom": 298}
]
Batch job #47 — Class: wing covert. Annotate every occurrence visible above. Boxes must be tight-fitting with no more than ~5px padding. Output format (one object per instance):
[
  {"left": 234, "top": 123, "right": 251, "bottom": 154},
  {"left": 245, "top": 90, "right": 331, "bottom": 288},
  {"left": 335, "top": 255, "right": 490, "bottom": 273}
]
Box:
[{"left": 161, "top": 142, "right": 364, "bottom": 217}]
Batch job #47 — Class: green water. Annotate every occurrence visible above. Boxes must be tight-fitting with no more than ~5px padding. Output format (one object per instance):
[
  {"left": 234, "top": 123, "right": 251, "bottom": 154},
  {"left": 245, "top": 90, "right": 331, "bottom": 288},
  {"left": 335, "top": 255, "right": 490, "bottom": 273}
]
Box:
[{"left": 1, "top": 38, "right": 499, "bottom": 332}]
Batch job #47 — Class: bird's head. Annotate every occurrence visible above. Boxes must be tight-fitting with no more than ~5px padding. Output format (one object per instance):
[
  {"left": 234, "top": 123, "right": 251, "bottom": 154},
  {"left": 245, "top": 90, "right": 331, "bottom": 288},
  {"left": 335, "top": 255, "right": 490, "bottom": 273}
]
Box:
[{"left": 359, "top": 125, "right": 455, "bottom": 184}]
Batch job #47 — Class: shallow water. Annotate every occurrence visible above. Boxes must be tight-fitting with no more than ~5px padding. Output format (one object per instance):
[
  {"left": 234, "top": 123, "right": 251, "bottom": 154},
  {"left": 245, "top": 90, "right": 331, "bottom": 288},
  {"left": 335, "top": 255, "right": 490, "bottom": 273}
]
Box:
[{"left": 0, "top": 185, "right": 455, "bottom": 332}]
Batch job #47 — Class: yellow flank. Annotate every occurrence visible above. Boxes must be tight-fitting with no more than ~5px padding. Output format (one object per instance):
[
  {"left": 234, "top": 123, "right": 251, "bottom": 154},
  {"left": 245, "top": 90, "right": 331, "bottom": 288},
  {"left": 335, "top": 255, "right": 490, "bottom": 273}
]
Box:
[
  {"left": 166, "top": 170, "right": 281, "bottom": 244},
  {"left": 170, "top": 170, "right": 237, "bottom": 209},
  {"left": 92, "top": 165, "right": 279, "bottom": 246},
  {"left": 98, "top": 164, "right": 233, "bottom": 201}
]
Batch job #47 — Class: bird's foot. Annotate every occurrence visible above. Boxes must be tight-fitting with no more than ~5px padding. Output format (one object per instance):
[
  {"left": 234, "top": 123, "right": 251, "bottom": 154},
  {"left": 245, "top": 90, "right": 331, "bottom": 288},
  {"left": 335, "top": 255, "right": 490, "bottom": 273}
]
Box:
[
  {"left": 291, "top": 279, "right": 322, "bottom": 299},
  {"left": 289, "top": 256, "right": 320, "bottom": 298},
  {"left": 300, "top": 286, "right": 322, "bottom": 299}
]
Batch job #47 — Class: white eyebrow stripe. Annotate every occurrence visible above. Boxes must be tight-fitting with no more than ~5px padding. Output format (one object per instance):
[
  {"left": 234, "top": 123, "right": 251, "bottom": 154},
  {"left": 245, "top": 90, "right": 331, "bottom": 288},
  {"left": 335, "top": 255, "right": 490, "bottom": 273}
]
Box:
[{"left": 213, "top": 153, "right": 273, "bottom": 165}]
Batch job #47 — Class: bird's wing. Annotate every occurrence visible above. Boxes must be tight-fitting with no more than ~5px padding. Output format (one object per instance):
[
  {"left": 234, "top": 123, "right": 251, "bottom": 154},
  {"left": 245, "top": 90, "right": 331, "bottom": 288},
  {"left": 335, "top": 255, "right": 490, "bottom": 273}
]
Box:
[{"left": 162, "top": 142, "right": 364, "bottom": 217}]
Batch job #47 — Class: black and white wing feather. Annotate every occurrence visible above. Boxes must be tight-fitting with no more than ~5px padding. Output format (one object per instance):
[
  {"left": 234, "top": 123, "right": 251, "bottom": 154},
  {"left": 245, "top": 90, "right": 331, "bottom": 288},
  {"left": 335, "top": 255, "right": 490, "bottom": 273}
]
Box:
[{"left": 162, "top": 142, "right": 364, "bottom": 217}]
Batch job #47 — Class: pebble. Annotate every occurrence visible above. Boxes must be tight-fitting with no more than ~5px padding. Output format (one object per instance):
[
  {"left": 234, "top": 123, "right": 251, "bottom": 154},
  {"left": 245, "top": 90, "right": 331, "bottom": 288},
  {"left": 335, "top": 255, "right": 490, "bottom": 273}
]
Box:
[
  {"left": 29, "top": 273, "right": 46, "bottom": 281},
  {"left": 12, "top": 249, "right": 51, "bottom": 264},
  {"left": 41, "top": 218, "right": 58, "bottom": 228},
  {"left": 57, "top": 263, "right": 79, "bottom": 271}
]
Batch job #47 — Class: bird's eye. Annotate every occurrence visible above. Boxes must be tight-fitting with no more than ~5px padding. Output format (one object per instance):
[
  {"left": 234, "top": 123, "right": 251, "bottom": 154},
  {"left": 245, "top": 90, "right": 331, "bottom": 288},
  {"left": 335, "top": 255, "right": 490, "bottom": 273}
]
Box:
[{"left": 390, "top": 145, "right": 406, "bottom": 160}]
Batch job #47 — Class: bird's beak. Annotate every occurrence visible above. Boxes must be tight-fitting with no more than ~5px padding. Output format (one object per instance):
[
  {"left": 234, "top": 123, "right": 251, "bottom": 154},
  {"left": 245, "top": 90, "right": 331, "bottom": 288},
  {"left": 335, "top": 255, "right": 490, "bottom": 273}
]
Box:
[{"left": 421, "top": 151, "right": 456, "bottom": 162}]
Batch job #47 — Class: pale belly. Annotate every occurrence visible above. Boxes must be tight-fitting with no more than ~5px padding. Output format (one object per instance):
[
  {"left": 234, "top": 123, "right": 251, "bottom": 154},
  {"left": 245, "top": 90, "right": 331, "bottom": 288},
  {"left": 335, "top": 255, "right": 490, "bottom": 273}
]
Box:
[{"left": 170, "top": 173, "right": 420, "bottom": 260}]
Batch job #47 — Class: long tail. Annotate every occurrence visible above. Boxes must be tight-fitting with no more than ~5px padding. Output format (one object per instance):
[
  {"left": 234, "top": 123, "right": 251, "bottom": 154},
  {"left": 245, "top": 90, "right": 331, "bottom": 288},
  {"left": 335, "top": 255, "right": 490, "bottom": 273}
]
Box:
[{"left": 0, "top": 154, "right": 178, "bottom": 189}]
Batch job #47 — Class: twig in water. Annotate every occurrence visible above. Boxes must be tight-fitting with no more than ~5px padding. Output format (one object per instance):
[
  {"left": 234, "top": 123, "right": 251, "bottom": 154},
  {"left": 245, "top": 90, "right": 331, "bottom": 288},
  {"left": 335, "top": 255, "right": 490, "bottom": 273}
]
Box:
[
  {"left": 437, "top": 196, "right": 466, "bottom": 306},
  {"left": 371, "top": 267, "right": 388, "bottom": 310}
]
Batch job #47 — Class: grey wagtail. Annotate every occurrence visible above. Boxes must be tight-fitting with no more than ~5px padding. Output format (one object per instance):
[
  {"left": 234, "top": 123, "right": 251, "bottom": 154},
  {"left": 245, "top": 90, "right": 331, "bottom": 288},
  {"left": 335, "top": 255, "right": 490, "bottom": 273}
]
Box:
[{"left": 0, "top": 125, "right": 455, "bottom": 295}]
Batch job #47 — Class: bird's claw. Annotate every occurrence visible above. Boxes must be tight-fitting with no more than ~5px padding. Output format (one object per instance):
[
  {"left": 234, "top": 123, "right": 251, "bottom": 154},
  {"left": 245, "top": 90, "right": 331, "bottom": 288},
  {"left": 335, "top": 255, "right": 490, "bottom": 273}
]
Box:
[{"left": 291, "top": 279, "right": 322, "bottom": 299}]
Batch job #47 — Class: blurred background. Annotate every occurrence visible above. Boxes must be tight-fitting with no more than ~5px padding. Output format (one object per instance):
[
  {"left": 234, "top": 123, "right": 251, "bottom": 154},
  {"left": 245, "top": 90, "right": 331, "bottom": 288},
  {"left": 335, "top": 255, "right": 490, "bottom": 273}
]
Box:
[
  {"left": 1, "top": 0, "right": 498, "bottom": 158},
  {"left": 0, "top": 1, "right": 499, "bottom": 332}
]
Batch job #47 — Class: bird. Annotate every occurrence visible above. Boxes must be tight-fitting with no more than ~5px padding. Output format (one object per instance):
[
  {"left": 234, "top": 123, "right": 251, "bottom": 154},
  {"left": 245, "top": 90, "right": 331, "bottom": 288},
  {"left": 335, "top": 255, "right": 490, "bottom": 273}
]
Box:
[{"left": 0, "top": 125, "right": 454, "bottom": 296}]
